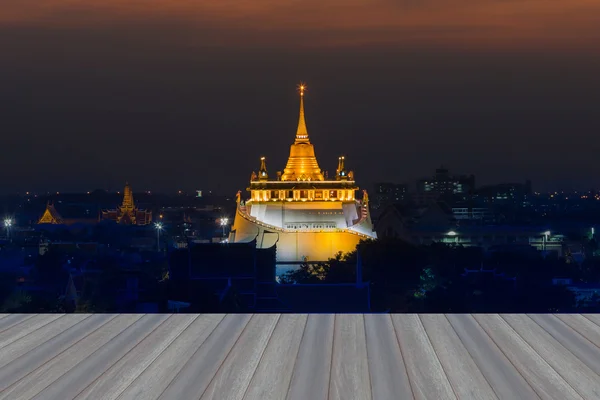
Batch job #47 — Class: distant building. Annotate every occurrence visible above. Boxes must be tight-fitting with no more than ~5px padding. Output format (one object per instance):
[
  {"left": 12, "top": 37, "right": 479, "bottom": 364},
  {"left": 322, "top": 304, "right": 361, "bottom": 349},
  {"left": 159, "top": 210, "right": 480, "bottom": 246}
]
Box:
[
  {"left": 452, "top": 206, "right": 493, "bottom": 222},
  {"left": 101, "top": 183, "right": 152, "bottom": 226},
  {"left": 417, "top": 166, "right": 475, "bottom": 197},
  {"left": 476, "top": 181, "right": 532, "bottom": 205},
  {"left": 372, "top": 183, "right": 409, "bottom": 210},
  {"left": 376, "top": 202, "right": 563, "bottom": 255},
  {"left": 37, "top": 202, "right": 97, "bottom": 226}
]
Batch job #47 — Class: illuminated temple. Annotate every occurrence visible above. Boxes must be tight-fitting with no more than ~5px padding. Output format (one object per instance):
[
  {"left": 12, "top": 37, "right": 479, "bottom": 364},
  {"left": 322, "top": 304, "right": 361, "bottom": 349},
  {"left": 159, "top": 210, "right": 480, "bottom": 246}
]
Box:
[
  {"left": 229, "top": 84, "right": 377, "bottom": 262},
  {"left": 101, "top": 182, "right": 152, "bottom": 225}
]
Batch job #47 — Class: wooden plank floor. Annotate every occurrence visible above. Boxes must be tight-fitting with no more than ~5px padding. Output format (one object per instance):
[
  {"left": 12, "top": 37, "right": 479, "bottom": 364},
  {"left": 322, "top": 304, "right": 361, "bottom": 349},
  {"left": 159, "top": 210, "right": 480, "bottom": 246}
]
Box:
[{"left": 1, "top": 314, "right": 599, "bottom": 400}]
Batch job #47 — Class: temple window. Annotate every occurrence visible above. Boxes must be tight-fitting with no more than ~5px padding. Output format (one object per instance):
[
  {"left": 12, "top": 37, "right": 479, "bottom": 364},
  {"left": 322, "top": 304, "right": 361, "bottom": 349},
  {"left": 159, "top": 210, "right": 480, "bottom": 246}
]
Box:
[
  {"left": 288, "top": 190, "right": 293, "bottom": 199},
  {"left": 271, "top": 190, "right": 278, "bottom": 199},
  {"left": 315, "top": 191, "right": 323, "bottom": 199},
  {"left": 329, "top": 190, "right": 336, "bottom": 199},
  {"left": 300, "top": 190, "right": 308, "bottom": 198}
]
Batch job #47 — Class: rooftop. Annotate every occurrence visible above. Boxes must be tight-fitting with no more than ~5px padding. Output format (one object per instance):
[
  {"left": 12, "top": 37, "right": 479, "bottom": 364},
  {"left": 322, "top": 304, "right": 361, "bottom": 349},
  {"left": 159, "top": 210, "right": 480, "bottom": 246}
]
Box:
[{"left": 1, "top": 313, "right": 599, "bottom": 399}]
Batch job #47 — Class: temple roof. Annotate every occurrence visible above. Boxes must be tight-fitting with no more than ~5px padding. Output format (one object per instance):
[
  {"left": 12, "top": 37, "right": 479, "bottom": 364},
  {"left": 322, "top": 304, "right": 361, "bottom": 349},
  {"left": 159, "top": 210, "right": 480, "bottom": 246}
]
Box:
[
  {"left": 280, "top": 84, "right": 325, "bottom": 182},
  {"left": 38, "top": 203, "right": 64, "bottom": 224}
]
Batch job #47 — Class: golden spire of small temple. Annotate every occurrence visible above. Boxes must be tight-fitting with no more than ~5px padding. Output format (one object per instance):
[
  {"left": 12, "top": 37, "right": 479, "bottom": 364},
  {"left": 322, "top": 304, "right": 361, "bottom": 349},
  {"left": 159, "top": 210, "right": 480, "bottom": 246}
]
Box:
[
  {"left": 295, "top": 82, "right": 309, "bottom": 143},
  {"left": 121, "top": 182, "right": 134, "bottom": 211}
]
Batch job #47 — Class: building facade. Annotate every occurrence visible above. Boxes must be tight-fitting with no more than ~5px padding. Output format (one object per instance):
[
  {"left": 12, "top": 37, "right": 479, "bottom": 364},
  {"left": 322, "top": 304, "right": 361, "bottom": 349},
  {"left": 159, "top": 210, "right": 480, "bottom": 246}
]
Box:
[{"left": 229, "top": 84, "right": 377, "bottom": 262}]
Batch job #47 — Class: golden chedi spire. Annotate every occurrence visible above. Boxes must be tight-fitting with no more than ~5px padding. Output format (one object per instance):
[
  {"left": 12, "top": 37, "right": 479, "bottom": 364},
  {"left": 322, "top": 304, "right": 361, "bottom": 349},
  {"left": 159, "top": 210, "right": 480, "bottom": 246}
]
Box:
[
  {"left": 281, "top": 83, "right": 325, "bottom": 182},
  {"left": 121, "top": 182, "right": 135, "bottom": 211},
  {"left": 295, "top": 84, "right": 309, "bottom": 143}
]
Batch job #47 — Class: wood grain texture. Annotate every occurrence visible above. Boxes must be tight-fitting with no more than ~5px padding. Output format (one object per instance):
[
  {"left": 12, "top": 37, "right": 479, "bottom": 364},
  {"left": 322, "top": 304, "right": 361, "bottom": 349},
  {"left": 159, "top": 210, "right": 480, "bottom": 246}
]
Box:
[
  {"left": 0, "top": 315, "right": 63, "bottom": 350},
  {"left": 391, "top": 314, "right": 456, "bottom": 400},
  {"left": 286, "top": 314, "right": 335, "bottom": 400},
  {"left": 472, "top": 314, "right": 582, "bottom": 400},
  {"left": 0, "top": 314, "right": 117, "bottom": 393},
  {"left": 445, "top": 314, "right": 540, "bottom": 400},
  {"left": 158, "top": 314, "right": 253, "bottom": 400},
  {"left": 0, "top": 314, "right": 36, "bottom": 332},
  {"left": 74, "top": 315, "right": 198, "bottom": 400},
  {"left": 420, "top": 314, "right": 497, "bottom": 400},
  {"left": 0, "top": 314, "right": 89, "bottom": 370},
  {"left": 364, "top": 314, "right": 413, "bottom": 400},
  {"left": 502, "top": 314, "right": 600, "bottom": 399},
  {"left": 200, "top": 314, "right": 280, "bottom": 400},
  {"left": 243, "top": 314, "right": 308, "bottom": 400},
  {"left": 0, "top": 314, "right": 141, "bottom": 400},
  {"left": 0, "top": 313, "right": 598, "bottom": 400},
  {"left": 554, "top": 314, "right": 600, "bottom": 349},
  {"left": 31, "top": 314, "right": 169, "bottom": 400},
  {"left": 531, "top": 314, "right": 600, "bottom": 376},
  {"left": 117, "top": 314, "right": 225, "bottom": 400},
  {"left": 329, "top": 314, "right": 372, "bottom": 400}
]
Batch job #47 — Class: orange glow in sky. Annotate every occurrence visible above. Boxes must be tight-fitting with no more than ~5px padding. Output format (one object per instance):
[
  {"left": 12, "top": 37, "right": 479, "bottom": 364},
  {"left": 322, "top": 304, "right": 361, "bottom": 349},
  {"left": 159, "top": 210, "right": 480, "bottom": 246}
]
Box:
[{"left": 1, "top": 0, "right": 600, "bottom": 50}]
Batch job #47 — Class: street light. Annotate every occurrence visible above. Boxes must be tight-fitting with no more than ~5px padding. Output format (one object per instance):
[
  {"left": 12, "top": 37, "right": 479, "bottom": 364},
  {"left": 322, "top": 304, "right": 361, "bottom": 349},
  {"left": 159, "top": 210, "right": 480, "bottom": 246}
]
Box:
[
  {"left": 4, "top": 219, "right": 12, "bottom": 239},
  {"left": 220, "top": 217, "right": 229, "bottom": 237},
  {"left": 155, "top": 222, "right": 163, "bottom": 251},
  {"left": 543, "top": 231, "right": 550, "bottom": 251}
]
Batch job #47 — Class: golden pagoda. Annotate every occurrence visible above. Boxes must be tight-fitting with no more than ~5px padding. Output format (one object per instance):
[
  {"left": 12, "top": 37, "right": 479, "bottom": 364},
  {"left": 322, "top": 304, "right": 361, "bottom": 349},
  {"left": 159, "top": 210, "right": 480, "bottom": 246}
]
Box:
[
  {"left": 101, "top": 182, "right": 152, "bottom": 225},
  {"left": 229, "top": 83, "right": 377, "bottom": 262}
]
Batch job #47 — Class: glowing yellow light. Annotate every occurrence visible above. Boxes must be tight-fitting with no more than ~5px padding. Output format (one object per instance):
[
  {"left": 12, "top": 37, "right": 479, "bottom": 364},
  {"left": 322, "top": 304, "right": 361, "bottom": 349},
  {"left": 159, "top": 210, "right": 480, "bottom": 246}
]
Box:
[{"left": 297, "top": 82, "right": 307, "bottom": 96}]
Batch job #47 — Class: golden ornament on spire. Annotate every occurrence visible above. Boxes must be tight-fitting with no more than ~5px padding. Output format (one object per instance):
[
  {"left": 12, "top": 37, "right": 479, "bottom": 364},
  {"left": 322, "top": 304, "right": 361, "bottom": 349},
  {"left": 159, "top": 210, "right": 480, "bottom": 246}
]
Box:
[{"left": 295, "top": 82, "right": 309, "bottom": 143}]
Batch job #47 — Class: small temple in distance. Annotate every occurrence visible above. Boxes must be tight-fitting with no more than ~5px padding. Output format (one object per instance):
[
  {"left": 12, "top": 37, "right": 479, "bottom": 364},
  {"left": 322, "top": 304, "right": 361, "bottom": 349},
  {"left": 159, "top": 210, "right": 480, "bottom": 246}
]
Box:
[
  {"left": 100, "top": 182, "right": 152, "bottom": 225},
  {"left": 38, "top": 202, "right": 65, "bottom": 224},
  {"left": 229, "top": 83, "right": 377, "bottom": 262}
]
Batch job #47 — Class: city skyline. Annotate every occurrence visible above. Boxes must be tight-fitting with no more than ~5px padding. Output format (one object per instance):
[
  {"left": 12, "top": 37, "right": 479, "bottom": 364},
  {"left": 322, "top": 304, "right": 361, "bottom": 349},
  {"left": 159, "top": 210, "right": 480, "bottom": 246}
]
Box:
[{"left": 1, "top": 1, "right": 599, "bottom": 194}]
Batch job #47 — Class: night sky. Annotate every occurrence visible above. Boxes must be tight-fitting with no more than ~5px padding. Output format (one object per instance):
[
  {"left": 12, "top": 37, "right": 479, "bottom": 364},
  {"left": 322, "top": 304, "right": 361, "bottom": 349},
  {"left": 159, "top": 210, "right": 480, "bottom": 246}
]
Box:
[{"left": 1, "top": 1, "right": 600, "bottom": 195}]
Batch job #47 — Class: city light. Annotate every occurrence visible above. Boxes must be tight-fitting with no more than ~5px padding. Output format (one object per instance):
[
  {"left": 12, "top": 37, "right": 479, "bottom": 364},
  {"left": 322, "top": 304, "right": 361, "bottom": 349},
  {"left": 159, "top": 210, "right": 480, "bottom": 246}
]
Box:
[
  {"left": 447, "top": 231, "right": 457, "bottom": 236},
  {"left": 544, "top": 231, "right": 550, "bottom": 236},
  {"left": 4, "top": 219, "right": 12, "bottom": 239},
  {"left": 155, "top": 222, "right": 163, "bottom": 251},
  {"left": 220, "top": 217, "right": 229, "bottom": 237}
]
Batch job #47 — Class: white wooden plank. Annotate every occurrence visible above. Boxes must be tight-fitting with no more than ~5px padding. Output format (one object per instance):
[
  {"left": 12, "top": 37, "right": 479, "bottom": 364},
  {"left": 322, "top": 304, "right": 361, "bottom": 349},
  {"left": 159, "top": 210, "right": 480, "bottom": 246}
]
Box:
[
  {"left": 420, "top": 314, "right": 497, "bottom": 400},
  {"left": 30, "top": 314, "right": 169, "bottom": 400},
  {"left": 329, "top": 314, "right": 372, "bottom": 400},
  {"left": 391, "top": 314, "right": 456, "bottom": 400},
  {"left": 472, "top": 314, "right": 582, "bottom": 400},
  {"left": 582, "top": 313, "right": 600, "bottom": 328},
  {"left": 158, "top": 314, "right": 252, "bottom": 400},
  {"left": 502, "top": 314, "right": 600, "bottom": 399},
  {"left": 0, "top": 314, "right": 90, "bottom": 370},
  {"left": 531, "top": 314, "right": 600, "bottom": 376},
  {"left": 0, "top": 314, "right": 63, "bottom": 350},
  {"left": 117, "top": 314, "right": 225, "bottom": 400},
  {"left": 286, "top": 314, "right": 335, "bottom": 400},
  {"left": 242, "top": 314, "right": 308, "bottom": 400},
  {"left": 554, "top": 314, "right": 600, "bottom": 349},
  {"left": 0, "top": 315, "right": 140, "bottom": 400},
  {"left": 0, "top": 314, "right": 36, "bottom": 332},
  {"left": 200, "top": 314, "right": 280, "bottom": 400},
  {"left": 74, "top": 315, "right": 198, "bottom": 400},
  {"left": 364, "top": 314, "right": 413, "bottom": 400},
  {"left": 0, "top": 314, "right": 117, "bottom": 392},
  {"left": 445, "top": 314, "right": 539, "bottom": 400}
]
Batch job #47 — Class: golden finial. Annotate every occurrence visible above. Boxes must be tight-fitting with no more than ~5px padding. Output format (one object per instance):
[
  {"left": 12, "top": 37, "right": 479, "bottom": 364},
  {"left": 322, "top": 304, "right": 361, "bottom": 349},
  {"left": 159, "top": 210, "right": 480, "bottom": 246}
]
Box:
[
  {"left": 295, "top": 82, "right": 309, "bottom": 142},
  {"left": 297, "top": 82, "right": 306, "bottom": 96}
]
